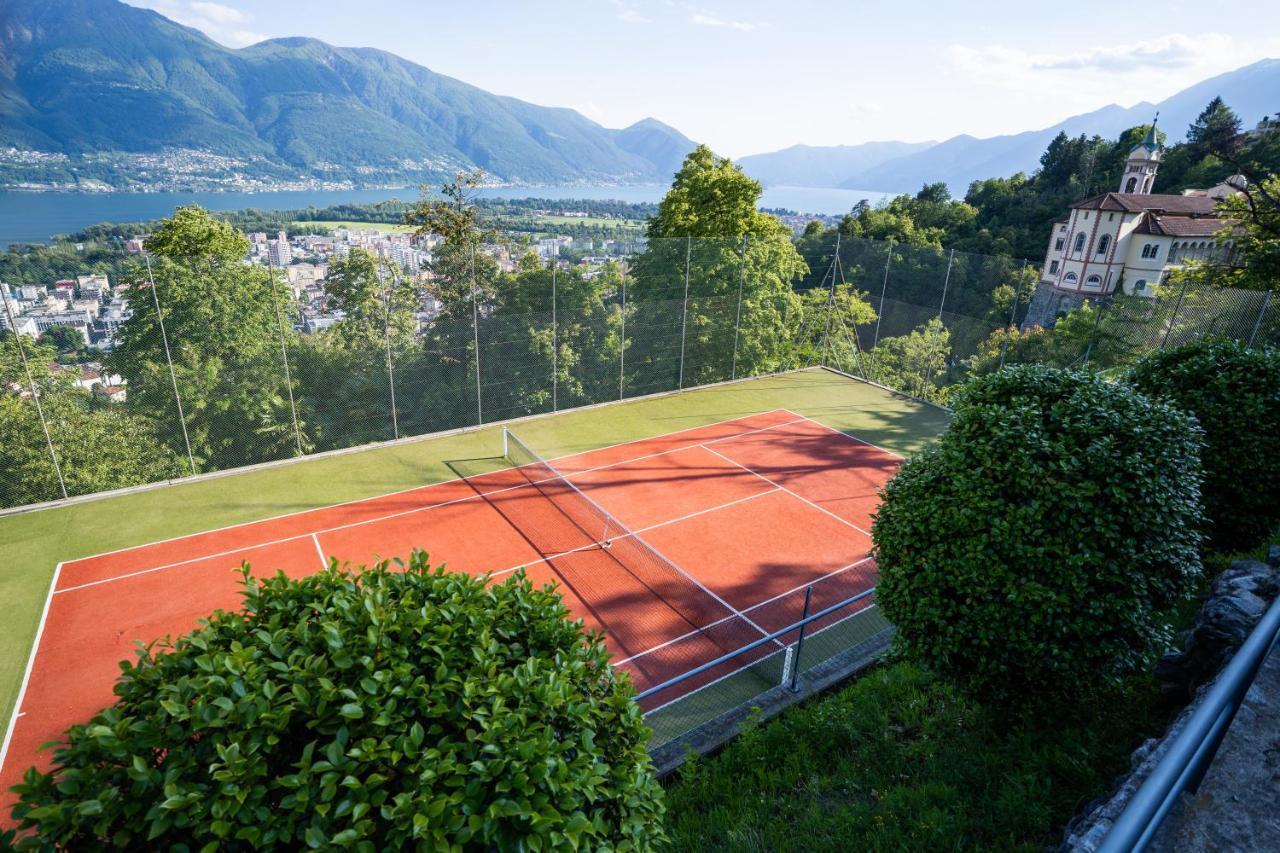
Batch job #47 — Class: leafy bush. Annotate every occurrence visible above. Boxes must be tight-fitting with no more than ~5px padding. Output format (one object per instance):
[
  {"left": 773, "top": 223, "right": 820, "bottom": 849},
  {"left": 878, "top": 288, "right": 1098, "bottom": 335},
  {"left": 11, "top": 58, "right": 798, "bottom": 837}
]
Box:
[
  {"left": 1128, "top": 339, "right": 1280, "bottom": 551},
  {"left": 873, "top": 365, "right": 1204, "bottom": 705},
  {"left": 5, "top": 553, "right": 664, "bottom": 851}
]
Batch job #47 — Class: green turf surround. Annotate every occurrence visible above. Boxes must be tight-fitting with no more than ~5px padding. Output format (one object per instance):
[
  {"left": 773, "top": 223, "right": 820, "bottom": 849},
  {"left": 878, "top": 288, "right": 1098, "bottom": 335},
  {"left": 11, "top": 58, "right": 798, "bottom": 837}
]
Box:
[{"left": 0, "top": 369, "right": 949, "bottom": 745}]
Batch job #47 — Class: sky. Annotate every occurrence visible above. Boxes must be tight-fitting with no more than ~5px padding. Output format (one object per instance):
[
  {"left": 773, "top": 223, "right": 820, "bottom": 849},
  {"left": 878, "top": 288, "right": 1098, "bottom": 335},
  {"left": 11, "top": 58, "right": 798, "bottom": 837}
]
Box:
[{"left": 128, "top": 0, "right": 1280, "bottom": 158}]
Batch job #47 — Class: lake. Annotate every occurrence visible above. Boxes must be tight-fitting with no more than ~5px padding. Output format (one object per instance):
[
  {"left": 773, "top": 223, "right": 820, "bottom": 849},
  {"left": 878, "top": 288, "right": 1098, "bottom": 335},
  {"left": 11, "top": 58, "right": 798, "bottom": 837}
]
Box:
[{"left": 0, "top": 184, "right": 896, "bottom": 247}]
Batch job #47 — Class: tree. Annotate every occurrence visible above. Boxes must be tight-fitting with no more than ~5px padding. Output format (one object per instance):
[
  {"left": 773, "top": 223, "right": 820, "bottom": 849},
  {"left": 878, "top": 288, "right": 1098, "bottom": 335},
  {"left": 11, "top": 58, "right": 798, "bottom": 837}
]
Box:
[
  {"left": 5, "top": 553, "right": 666, "bottom": 850},
  {"left": 109, "top": 206, "right": 306, "bottom": 471},
  {"left": 629, "top": 146, "right": 806, "bottom": 387},
  {"left": 37, "top": 324, "right": 86, "bottom": 357},
  {"left": 874, "top": 366, "right": 1204, "bottom": 706},
  {"left": 867, "top": 317, "right": 951, "bottom": 402},
  {"left": 323, "top": 249, "right": 418, "bottom": 351}
]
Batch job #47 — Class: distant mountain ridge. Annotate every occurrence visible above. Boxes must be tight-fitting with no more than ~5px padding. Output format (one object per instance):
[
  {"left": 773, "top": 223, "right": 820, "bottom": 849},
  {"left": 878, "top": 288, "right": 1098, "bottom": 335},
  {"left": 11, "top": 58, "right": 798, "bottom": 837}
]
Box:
[
  {"left": 0, "top": 0, "right": 697, "bottom": 186},
  {"left": 737, "top": 141, "right": 936, "bottom": 189},
  {"left": 740, "top": 58, "right": 1280, "bottom": 196}
]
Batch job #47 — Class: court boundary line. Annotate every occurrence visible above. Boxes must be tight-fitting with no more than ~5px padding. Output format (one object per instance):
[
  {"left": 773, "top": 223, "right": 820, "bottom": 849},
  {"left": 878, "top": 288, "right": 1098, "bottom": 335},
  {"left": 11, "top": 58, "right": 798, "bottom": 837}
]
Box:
[
  {"left": 0, "top": 563, "right": 63, "bottom": 778},
  {"left": 54, "top": 417, "right": 806, "bottom": 595},
  {"left": 777, "top": 408, "right": 907, "bottom": 461},
  {"left": 700, "top": 443, "right": 875, "bottom": 539},
  {"left": 55, "top": 410, "right": 802, "bottom": 570},
  {"left": 639, "top": 601, "right": 882, "bottom": 717},
  {"left": 613, "top": 554, "right": 876, "bottom": 666}
]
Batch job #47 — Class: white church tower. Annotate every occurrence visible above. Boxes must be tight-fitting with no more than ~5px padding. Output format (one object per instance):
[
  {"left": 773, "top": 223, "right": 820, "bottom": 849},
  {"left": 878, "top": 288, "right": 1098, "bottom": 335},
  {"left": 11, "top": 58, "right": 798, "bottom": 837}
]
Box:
[{"left": 1120, "top": 120, "right": 1162, "bottom": 194}]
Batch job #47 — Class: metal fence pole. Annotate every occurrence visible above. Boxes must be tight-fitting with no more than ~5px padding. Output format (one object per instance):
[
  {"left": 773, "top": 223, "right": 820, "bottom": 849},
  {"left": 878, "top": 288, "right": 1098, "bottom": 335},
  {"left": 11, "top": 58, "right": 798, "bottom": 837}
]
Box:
[
  {"left": 821, "top": 233, "right": 842, "bottom": 365},
  {"left": 1161, "top": 275, "right": 1192, "bottom": 349},
  {"left": 619, "top": 275, "right": 626, "bottom": 400},
  {"left": 265, "top": 256, "right": 304, "bottom": 455},
  {"left": 470, "top": 241, "right": 483, "bottom": 425},
  {"left": 788, "top": 586, "right": 813, "bottom": 692},
  {"left": 1082, "top": 298, "right": 1107, "bottom": 366},
  {"left": 1247, "top": 291, "right": 1272, "bottom": 349},
  {"left": 551, "top": 248, "right": 558, "bottom": 411},
  {"left": 2, "top": 288, "right": 68, "bottom": 499},
  {"left": 678, "top": 235, "right": 691, "bottom": 389},
  {"left": 144, "top": 254, "right": 196, "bottom": 477},
  {"left": 937, "top": 247, "right": 955, "bottom": 320},
  {"left": 383, "top": 262, "right": 400, "bottom": 440},
  {"left": 873, "top": 238, "right": 892, "bottom": 349},
  {"left": 998, "top": 259, "right": 1029, "bottom": 370},
  {"left": 730, "top": 234, "right": 747, "bottom": 380}
]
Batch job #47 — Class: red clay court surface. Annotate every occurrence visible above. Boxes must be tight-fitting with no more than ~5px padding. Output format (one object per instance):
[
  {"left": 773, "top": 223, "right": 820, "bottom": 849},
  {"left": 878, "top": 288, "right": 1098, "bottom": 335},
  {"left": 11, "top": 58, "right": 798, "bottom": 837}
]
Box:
[{"left": 0, "top": 408, "right": 900, "bottom": 808}]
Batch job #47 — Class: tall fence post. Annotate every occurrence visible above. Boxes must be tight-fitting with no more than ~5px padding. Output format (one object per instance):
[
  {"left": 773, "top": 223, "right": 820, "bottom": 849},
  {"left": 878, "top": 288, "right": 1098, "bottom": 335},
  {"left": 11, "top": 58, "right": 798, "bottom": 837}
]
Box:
[
  {"left": 551, "top": 247, "right": 558, "bottom": 411},
  {"left": 1161, "top": 275, "right": 1192, "bottom": 349},
  {"left": 998, "top": 259, "right": 1029, "bottom": 370},
  {"left": 788, "top": 586, "right": 813, "bottom": 692},
  {"left": 730, "top": 234, "right": 747, "bottom": 381},
  {"left": 619, "top": 275, "right": 627, "bottom": 400},
  {"left": 144, "top": 254, "right": 196, "bottom": 477},
  {"left": 820, "top": 233, "right": 842, "bottom": 366},
  {"left": 678, "top": 235, "right": 691, "bottom": 389},
  {"left": 2, "top": 287, "right": 68, "bottom": 499},
  {"left": 383, "top": 261, "right": 401, "bottom": 440},
  {"left": 937, "top": 247, "right": 955, "bottom": 320},
  {"left": 873, "top": 238, "right": 892, "bottom": 350},
  {"left": 470, "top": 241, "right": 483, "bottom": 425},
  {"left": 1081, "top": 297, "right": 1108, "bottom": 365},
  {"left": 1247, "top": 291, "right": 1272, "bottom": 349},
  {"left": 265, "top": 256, "right": 304, "bottom": 455}
]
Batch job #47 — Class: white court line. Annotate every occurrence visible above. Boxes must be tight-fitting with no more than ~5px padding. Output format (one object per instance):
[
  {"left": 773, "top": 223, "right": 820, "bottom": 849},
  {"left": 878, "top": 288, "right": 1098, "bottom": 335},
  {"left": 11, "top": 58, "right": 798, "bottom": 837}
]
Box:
[
  {"left": 54, "top": 417, "right": 806, "bottom": 595},
  {"left": 700, "top": 443, "right": 875, "bottom": 539},
  {"left": 776, "top": 408, "right": 907, "bottom": 461},
  {"left": 612, "top": 554, "right": 875, "bottom": 666},
  {"left": 55, "top": 409, "right": 801, "bottom": 569},
  {"left": 0, "top": 562, "right": 62, "bottom": 780},
  {"left": 484, "top": 487, "right": 781, "bottom": 582},
  {"left": 311, "top": 534, "right": 327, "bottom": 569},
  {"left": 637, "top": 602, "right": 881, "bottom": 717}
]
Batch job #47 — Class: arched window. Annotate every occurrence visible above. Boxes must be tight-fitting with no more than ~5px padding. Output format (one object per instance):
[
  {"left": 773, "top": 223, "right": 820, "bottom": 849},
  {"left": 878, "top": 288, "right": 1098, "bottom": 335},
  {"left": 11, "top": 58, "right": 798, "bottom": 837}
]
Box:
[
  {"left": 1085, "top": 275, "right": 1102, "bottom": 289},
  {"left": 1064, "top": 272, "right": 1079, "bottom": 286},
  {"left": 1074, "top": 233, "right": 1087, "bottom": 254},
  {"left": 1126, "top": 177, "right": 1138, "bottom": 192},
  {"left": 1096, "top": 234, "right": 1111, "bottom": 255},
  {"left": 1134, "top": 280, "right": 1147, "bottom": 292},
  {"left": 1170, "top": 242, "right": 1180, "bottom": 262},
  {"left": 1148, "top": 244, "right": 1160, "bottom": 261}
]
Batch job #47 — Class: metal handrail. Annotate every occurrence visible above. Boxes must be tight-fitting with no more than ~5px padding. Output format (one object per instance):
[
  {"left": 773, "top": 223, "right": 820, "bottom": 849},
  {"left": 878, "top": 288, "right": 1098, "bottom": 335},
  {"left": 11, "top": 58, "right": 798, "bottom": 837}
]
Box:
[
  {"left": 1097, "top": 592, "right": 1280, "bottom": 852},
  {"left": 634, "top": 586, "right": 877, "bottom": 702}
]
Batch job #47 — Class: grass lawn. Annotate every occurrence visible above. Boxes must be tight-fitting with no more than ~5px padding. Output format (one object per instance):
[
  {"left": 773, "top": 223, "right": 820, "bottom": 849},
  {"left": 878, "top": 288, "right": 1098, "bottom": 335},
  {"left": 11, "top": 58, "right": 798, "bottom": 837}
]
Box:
[
  {"left": 0, "top": 369, "right": 949, "bottom": 748},
  {"left": 291, "top": 220, "right": 416, "bottom": 234},
  {"left": 663, "top": 661, "right": 1167, "bottom": 851}
]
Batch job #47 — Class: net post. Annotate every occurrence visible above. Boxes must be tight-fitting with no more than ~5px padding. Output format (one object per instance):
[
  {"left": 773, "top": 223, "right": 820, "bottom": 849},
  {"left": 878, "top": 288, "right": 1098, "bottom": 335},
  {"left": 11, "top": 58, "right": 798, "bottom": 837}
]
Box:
[
  {"left": 780, "top": 644, "right": 794, "bottom": 689},
  {"left": 1247, "top": 291, "right": 1271, "bottom": 349},
  {"left": 678, "top": 235, "right": 691, "bottom": 389},
  {"left": 502, "top": 426, "right": 509, "bottom": 460},
  {"left": 789, "top": 586, "right": 813, "bottom": 693}
]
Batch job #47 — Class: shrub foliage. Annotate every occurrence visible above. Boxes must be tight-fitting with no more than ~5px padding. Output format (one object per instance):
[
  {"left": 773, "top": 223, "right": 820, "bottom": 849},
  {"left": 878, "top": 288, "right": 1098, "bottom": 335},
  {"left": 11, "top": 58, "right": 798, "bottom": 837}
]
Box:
[
  {"left": 873, "top": 366, "right": 1204, "bottom": 704},
  {"left": 5, "top": 553, "right": 664, "bottom": 851},
  {"left": 1128, "top": 338, "right": 1280, "bottom": 551}
]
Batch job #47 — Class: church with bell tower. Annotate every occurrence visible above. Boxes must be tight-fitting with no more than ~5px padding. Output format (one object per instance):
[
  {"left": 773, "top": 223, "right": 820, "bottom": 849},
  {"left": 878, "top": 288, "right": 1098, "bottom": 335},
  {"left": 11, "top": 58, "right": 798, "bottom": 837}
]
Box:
[{"left": 1033, "top": 118, "right": 1243, "bottom": 316}]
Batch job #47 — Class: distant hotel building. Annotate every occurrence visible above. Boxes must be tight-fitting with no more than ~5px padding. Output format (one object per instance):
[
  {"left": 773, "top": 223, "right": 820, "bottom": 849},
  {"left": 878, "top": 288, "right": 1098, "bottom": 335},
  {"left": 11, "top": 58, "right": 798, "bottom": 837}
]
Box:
[{"left": 1035, "top": 123, "right": 1244, "bottom": 318}]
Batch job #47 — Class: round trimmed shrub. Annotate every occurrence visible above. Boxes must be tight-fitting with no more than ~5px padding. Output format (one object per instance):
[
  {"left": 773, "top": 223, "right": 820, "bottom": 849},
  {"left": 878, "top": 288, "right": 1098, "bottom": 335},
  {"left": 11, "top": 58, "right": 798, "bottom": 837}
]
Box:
[
  {"left": 873, "top": 365, "right": 1204, "bottom": 705},
  {"left": 1128, "top": 338, "right": 1280, "bottom": 551},
  {"left": 5, "top": 553, "right": 665, "bottom": 850}
]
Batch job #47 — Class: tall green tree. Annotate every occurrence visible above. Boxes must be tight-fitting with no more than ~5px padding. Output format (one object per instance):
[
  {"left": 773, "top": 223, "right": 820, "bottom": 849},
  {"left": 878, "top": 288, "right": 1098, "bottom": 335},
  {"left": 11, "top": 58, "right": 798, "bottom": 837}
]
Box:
[{"left": 109, "top": 206, "right": 306, "bottom": 471}]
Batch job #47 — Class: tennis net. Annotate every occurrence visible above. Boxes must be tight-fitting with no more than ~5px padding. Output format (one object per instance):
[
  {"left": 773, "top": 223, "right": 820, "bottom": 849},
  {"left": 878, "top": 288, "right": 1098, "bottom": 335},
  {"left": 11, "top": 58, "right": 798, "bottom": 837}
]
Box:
[{"left": 500, "top": 427, "right": 783, "bottom": 670}]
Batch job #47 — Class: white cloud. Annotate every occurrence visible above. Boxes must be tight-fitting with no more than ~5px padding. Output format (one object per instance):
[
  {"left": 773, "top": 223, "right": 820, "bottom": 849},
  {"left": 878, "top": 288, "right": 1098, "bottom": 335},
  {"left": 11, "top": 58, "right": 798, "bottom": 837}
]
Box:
[
  {"left": 608, "top": 0, "right": 651, "bottom": 24},
  {"left": 129, "top": 0, "right": 267, "bottom": 47},
  {"left": 850, "top": 100, "right": 882, "bottom": 115},
  {"left": 947, "top": 33, "right": 1239, "bottom": 80},
  {"left": 691, "top": 13, "right": 758, "bottom": 33}
]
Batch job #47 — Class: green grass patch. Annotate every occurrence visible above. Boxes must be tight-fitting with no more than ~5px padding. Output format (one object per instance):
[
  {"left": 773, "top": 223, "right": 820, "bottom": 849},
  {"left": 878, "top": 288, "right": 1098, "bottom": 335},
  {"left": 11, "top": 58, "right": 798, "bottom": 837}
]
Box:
[
  {"left": 662, "top": 661, "right": 1166, "bottom": 851},
  {"left": 291, "top": 220, "right": 416, "bottom": 234}
]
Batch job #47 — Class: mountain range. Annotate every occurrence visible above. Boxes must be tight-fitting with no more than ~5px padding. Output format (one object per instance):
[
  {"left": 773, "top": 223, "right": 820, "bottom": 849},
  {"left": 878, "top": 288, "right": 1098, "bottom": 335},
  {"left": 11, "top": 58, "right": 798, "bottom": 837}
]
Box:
[
  {"left": 740, "top": 58, "right": 1280, "bottom": 196},
  {"left": 0, "top": 0, "right": 696, "bottom": 187}
]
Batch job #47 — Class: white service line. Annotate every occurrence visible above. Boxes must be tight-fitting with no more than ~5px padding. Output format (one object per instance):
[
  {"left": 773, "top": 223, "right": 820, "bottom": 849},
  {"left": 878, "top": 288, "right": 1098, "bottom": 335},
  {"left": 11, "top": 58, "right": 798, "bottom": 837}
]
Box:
[
  {"left": 700, "top": 443, "right": 874, "bottom": 538},
  {"left": 54, "top": 415, "right": 809, "bottom": 595},
  {"left": 311, "top": 534, "right": 327, "bottom": 569},
  {"left": 776, "top": 408, "right": 906, "bottom": 461},
  {"left": 612, "top": 554, "right": 875, "bottom": 666}
]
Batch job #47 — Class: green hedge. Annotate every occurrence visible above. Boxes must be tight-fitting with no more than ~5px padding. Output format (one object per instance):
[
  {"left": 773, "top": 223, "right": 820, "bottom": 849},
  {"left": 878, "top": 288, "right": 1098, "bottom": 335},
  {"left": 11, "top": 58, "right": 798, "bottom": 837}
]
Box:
[
  {"left": 4, "top": 553, "right": 664, "bottom": 851},
  {"left": 873, "top": 366, "right": 1204, "bottom": 705},
  {"left": 1128, "top": 339, "right": 1280, "bottom": 551}
]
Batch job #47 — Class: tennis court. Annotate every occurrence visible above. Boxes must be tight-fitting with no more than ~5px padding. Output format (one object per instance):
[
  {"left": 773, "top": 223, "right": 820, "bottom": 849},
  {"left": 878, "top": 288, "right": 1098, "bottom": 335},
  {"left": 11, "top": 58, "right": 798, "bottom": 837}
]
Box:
[{"left": 0, "top": 403, "right": 900, "bottom": 800}]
